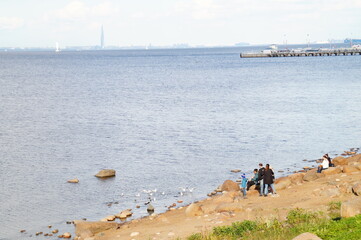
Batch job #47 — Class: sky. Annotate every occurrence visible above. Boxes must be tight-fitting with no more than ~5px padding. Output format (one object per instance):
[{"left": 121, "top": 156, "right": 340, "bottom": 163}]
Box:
[{"left": 1, "top": 0, "right": 361, "bottom": 48}]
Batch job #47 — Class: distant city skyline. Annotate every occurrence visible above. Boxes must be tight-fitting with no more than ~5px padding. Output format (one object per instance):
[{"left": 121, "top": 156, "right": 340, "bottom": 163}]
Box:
[
  {"left": 100, "top": 25, "right": 104, "bottom": 49},
  {"left": 1, "top": 0, "right": 361, "bottom": 48}
]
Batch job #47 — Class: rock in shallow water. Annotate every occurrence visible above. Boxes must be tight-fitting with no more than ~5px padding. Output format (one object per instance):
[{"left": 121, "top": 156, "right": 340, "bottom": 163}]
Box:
[
  {"left": 63, "top": 232, "right": 71, "bottom": 238},
  {"left": 147, "top": 204, "right": 155, "bottom": 212},
  {"left": 67, "top": 178, "right": 79, "bottom": 183},
  {"left": 95, "top": 169, "right": 116, "bottom": 178}
]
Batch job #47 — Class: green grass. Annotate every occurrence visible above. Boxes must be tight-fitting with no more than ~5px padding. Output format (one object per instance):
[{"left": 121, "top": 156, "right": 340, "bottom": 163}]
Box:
[
  {"left": 187, "top": 207, "right": 361, "bottom": 240},
  {"left": 328, "top": 201, "right": 341, "bottom": 220}
]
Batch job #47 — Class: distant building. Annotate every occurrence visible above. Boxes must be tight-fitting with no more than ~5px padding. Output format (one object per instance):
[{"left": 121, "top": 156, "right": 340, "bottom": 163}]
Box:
[
  {"left": 101, "top": 25, "right": 105, "bottom": 49},
  {"left": 344, "top": 38, "right": 361, "bottom": 44}
]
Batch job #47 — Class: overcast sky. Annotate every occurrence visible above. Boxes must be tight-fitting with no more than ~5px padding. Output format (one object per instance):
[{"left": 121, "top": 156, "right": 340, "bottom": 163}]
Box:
[{"left": 1, "top": 0, "right": 361, "bottom": 48}]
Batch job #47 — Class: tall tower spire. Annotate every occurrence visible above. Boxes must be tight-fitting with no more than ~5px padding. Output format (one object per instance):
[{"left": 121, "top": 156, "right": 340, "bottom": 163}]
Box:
[{"left": 101, "top": 25, "right": 104, "bottom": 49}]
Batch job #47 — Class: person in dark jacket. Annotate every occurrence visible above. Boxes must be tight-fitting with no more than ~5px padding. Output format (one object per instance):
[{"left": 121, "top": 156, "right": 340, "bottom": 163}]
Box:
[
  {"left": 258, "top": 163, "right": 265, "bottom": 196},
  {"left": 247, "top": 169, "right": 259, "bottom": 191},
  {"left": 263, "top": 164, "right": 277, "bottom": 196}
]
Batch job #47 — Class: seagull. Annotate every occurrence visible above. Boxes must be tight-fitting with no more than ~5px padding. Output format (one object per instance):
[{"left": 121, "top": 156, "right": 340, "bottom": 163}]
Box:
[{"left": 135, "top": 193, "right": 140, "bottom": 197}]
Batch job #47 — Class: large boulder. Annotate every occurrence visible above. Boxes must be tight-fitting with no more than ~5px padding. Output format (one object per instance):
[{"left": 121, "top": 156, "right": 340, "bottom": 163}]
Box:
[
  {"left": 342, "top": 166, "right": 359, "bottom": 173},
  {"left": 352, "top": 183, "right": 361, "bottom": 196},
  {"left": 185, "top": 203, "right": 204, "bottom": 217},
  {"left": 303, "top": 169, "right": 324, "bottom": 182},
  {"left": 332, "top": 156, "right": 347, "bottom": 166},
  {"left": 355, "top": 164, "right": 361, "bottom": 171},
  {"left": 323, "top": 167, "right": 342, "bottom": 176},
  {"left": 213, "top": 191, "right": 239, "bottom": 204},
  {"left": 338, "top": 182, "right": 354, "bottom": 194},
  {"left": 215, "top": 203, "right": 244, "bottom": 213},
  {"left": 95, "top": 169, "right": 116, "bottom": 178},
  {"left": 292, "top": 232, "right": 322, "bottom": 240},
  {"left": 275, "top": 177, "right": 292, "bottom": 190},
  {"left": 346, "top": 154, "right": 361, "bottom": 164},
  {"left": 319, "top": 188, "right": 341, "bottom": 198},
  {"left": 221, "top": 180, "right": 240, "bottom": 192},
  {"left": 288, "top": 173, "right": 305, "bottom": 184},
  {"left": 75, "top": 221, "right": 119, "bottom": 239},
  {"left": 341, "top": 198, "right": 361, "bottom": 218}
]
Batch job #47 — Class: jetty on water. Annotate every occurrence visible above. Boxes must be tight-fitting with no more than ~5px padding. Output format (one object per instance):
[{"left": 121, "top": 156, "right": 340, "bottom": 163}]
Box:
[{"left": 240, "top": 47, "right": 361, "bottom": 58}]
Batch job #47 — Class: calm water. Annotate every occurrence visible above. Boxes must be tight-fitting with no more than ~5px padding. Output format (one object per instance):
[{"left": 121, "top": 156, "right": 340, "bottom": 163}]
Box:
[{"left": 1, "top": 47, "right": 361, "bottom": 239}]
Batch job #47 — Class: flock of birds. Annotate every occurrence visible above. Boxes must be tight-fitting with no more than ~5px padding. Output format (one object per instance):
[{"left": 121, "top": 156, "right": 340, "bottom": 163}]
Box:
[{"left": 117, "top": 187, "right": 196, "bottom": 204}]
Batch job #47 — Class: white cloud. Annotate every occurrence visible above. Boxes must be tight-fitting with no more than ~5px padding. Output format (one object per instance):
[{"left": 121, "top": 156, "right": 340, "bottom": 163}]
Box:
[
  {"left": 54, "top": 0, "right": 119, "bottom": 21},
  {"left": 174, "top": 0, "right": 361, "bottom": 20},
  {"left": 0, "top": 17, "right": 24, "bottom": 29},
  {"left": 175, "top": 0, "right": 223, "bottom": 20}
]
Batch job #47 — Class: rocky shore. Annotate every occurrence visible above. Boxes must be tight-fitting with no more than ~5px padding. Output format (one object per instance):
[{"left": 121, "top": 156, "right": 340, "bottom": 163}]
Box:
[{"left": 68, "top": 151, "right": 361, "bottom": 240}]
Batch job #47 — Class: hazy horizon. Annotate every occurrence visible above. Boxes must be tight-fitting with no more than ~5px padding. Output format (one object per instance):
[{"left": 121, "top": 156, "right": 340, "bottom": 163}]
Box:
[{"left": 1, "top": 0, "right": 361, "bottom": 48}]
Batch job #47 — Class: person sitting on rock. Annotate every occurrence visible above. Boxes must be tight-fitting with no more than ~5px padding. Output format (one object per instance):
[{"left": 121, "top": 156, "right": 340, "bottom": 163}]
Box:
[
  {"left": 325, "top": 153, "right": 334, "bottom": 167},
  {"left": 317, "top": 156, "right": 329, "bottom": 173},
  {"left": 240, "top": 173, "right": 248, "bottom": 198},
  {"left": 247, "top": 169, "right": 259, "bottom": 191},
  {"left": 263, "top": 164, "right": 277, "bottom": 196}
]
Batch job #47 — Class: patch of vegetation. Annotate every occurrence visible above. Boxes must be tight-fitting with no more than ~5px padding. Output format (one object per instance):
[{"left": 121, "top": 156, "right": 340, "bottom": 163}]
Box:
[
  {"left": 186, "top": 208, "right": 361, "bottom": 240},
  {"left": 328, "top": 201, "right": 341, "bottom": 220}
]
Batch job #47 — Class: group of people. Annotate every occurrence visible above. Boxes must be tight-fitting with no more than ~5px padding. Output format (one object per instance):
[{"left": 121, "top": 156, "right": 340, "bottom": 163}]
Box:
[
  {"left": 239, "top": 153, "right": 334, "bottom": 198},
  {"left": 317, "top": 153, "right": 334, "bottom": 173},
  {"left": 240, "top": 163, "right": 277, "bottom": 198}
]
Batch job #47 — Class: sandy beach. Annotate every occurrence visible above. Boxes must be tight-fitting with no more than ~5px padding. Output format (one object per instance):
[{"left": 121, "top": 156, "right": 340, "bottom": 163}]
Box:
[{"left": 71, "top": 153, "right": 361, "bottom": 240}]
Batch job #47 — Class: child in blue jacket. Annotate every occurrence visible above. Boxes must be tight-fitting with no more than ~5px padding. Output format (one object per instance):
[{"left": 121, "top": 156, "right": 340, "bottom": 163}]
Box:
[{"left": 241, "top": 173, "right": 248, "bottom": 198}]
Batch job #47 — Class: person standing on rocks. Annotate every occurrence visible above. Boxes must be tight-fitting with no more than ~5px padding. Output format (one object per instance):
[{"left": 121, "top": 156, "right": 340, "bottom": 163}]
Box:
[
  {"left": 240, "top": 173, "right": 248, "bottom": 198},
  {"left": 263, "top": 164, "right": 277, "bottom": 196},
  {"left": 258, "top": 163, "right": 265, "bottom": 196}
]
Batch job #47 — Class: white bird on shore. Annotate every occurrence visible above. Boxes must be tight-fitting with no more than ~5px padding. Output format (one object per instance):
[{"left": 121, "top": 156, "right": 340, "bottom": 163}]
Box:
[
  {"left": 188, "top": 187, "right": 195, "bottom": 193},
  {"left": 135, "top": 193, "right": 140, "bottom": 197},
  {"left": 161, "top": 192, "right": 165, "bottom": 195}
]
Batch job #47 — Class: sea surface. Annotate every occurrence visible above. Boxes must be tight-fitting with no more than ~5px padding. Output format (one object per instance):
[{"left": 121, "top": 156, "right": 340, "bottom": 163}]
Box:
[{"left": 1, "top": 46, "right": 361, "bottom": 239}]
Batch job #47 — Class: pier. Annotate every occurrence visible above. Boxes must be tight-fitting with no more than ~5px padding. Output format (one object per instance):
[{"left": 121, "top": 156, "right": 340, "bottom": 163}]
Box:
[{"left": 240, "top": 48, "right": 361, "bottom": 58}]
